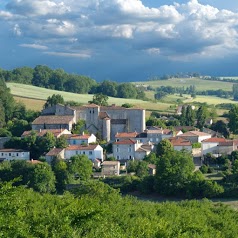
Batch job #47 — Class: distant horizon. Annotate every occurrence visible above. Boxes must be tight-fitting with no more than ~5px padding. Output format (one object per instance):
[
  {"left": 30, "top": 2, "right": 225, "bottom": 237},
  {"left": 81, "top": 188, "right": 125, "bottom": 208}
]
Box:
[{"left": 1, "top": 0, "right": 238, "bottom": 82}]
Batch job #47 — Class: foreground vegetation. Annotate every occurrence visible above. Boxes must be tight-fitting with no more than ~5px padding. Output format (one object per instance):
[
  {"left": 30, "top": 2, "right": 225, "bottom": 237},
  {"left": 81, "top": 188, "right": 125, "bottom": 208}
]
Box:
[{"left": 1, "top": 181, "right": 238, "bottom": 238}]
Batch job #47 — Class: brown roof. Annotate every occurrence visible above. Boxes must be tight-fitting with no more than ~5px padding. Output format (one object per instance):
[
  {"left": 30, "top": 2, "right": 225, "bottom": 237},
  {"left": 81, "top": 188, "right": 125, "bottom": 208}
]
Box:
[
  {"left": 65, "top": 144, "right": 99, "bottom": 151},
  {"left": 27, "top": 160, "right": 43, "bottom": 164},
  {"left": 178, "top": 131, "right": 210, "bottom": 137},
  {"left": 219, "top": 141, "right": 234, "bottom": 146},
  {"left": 32, "top": 115, "right": 74, "bottom": 125},
  {"left": 84, "top": 103, "right": 99, "bottom": 108},
  {"left": 22, "top": 129, "right": 69, "bottom": 137},
  {"left": 0, "top": 148, "right": 29, "bottom": 152},
  {"left": 65, "top": 134, "right": 91, "bottom": 140},
  {"left": 114, "top": 139, "right": 136, "bottom": 145},
  {"left": 148, "top": 164, "right": 156, "bottom": 169},
  {"left": 169, "top": 137, "right": 191, "bottom": 146},
  {"left": 102, "top": 161, "right": 120, "bottom": 165},
  {"left": 46, "top": 148, "right": 64, "bottom": 156},
  {"left": 202, "top": 137, "right": 227, "bottom": 143},
  {"left": 99, "top": 111, "right": 110, "bottom": 119},
  {"left": 115, "top": 132, "right": 138, "bottom": 138}
]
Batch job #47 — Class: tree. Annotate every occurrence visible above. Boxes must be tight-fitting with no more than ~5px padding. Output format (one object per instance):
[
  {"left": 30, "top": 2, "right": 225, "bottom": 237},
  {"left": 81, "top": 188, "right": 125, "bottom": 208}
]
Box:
[
  {"left": 196, "top": 105, "right": 208, "bottom": 129},
  {"left": 156, "top": 139, "right": 174, "bottom": 157},
  {"left": 32, "top": 65, "right": 52, "bottom": 87},
  {"left": 180, "top": 106, "right": 186, "bottom": 126},
  {"left": 211, "top": 120, "right": 229, "bottom": 138},
  {"left": 117, "top": 83, "right": 138, "bottom": 99},
  {"left": 56, "top": 135, "right": 68, "bottom": 148},
  {"left": 98, "top": 80, "right": 118, "bottom": 97},
  {"left": 185, "top": 105, "right": 195, "bottom": 126},
  {"left": 29, "top": 163, "right": 56, "bottom": 193},
  {"left": 136, "top": 161, "right": 149, "bottom": 178},
  {"left": 228, "top": 105, "right": 238, "bottom": 134},
  {"left": 44, "top": 94, "right": 64, "bottom": 108},
  {"left": 89, "top": 93, "right": 108, "bottom": 106},
  {"left": 233, "top": 84, "right": 238, "bottom": 100},
  {"left": 6, "top": 119, "right": 30, "bottom": 137},
  {"left": 155, "top": 150, "right": 194, "bottom": 195},
  {"left": 71, "top": 119, "right": 86, "bottom": 134},
  {"left": 67, "top": 155, "right": 92, "bottom": 181},
  {"left": 143, "top": 152, "right": 157, "bottom": 164}
]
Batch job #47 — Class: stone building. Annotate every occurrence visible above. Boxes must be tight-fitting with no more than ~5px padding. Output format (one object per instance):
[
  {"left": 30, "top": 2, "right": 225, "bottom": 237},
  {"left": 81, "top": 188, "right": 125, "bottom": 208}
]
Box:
[{"left": 39, "top": 103, "right": 145, "bottom": 142}]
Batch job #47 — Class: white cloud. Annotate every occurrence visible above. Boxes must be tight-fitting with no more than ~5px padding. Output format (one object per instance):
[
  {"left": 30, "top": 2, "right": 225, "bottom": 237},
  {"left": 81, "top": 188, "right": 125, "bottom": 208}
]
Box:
[
  {"left": 44, "top": 51, "right": 91, "bottom": 58},
  {"left": 19, "top": 43, "right": 48, "bottom": 50}
]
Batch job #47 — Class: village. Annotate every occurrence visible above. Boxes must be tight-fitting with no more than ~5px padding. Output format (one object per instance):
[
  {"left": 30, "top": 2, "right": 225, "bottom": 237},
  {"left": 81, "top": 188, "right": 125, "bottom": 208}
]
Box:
[{"left": 0, "top": 102, "right": 236, "bottom": 178}]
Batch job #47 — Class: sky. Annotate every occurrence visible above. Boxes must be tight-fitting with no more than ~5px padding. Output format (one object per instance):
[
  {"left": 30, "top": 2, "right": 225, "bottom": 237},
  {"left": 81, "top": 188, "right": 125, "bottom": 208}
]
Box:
[{"left": 1, "top": 0, "right": 238, "bottom": 82}]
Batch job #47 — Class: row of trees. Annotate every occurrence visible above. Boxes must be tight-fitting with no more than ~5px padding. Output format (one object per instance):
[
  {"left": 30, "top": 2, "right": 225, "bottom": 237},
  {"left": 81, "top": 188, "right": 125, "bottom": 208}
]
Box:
[
  {"left": 0, "top": 155, "right": 92, "bottom": 193},
  {"left": 0, "top": 66, "right": 146, "bottom": 100}
]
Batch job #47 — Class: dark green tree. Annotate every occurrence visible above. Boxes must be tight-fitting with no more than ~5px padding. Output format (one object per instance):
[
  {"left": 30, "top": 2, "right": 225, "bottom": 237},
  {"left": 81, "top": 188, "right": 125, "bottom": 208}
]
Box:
[
  {"left": 233, "top": 84, "right": 238, "bottom": 100},
  {"left": 56, "top": 135, "right": 68, "bottom": 148},
  {"left": 32, "top": 65, "right": 52, "bottom": 87},
  {"left": 44, "top": 94, "right": 64, "bottom": 108},
  {"left": 89, "top": 93, "right": 108, "bottom": 106},
  {"left": 228, "top": 105, "right": 238, "bottom": 134},
  {"left": 196, "top": 105, "right": 208, "bottom": 129},
  {"left": 185, "top": 105, "right": 195, "bottom": 126},
  {"left": 156, "top": 139, "right": 174, "bottom": 157}
]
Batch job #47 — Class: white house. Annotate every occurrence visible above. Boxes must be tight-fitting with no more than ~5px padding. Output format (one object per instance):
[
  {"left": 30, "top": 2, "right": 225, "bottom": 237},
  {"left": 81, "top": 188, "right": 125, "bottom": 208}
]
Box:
[
  {"left": 0, "top": 149, "right": 30, "bottom": 161},
  {"left": 65, "top": 133, "right": 97, "bottom": 145},
  {"left": 64, "top": 144, "right": 103, "bottom": 161},
  {"left": 45, "top": 148, "right": 65, "bottom": 163},
  {"left": 168, "top": 137, "right": 192, "bottom": 152},
  {"left": 177, "top": 131, "right": 211, "bottom": 143},
  {"left": 202, "top": 138, "right": 238, "bottom": 157}
]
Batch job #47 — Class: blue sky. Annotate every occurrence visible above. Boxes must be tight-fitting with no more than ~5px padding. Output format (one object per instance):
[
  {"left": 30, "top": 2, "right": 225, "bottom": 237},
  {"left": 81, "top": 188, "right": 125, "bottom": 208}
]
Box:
[{"left": 1, "top": 0, "right": 238, "bottom": 82}]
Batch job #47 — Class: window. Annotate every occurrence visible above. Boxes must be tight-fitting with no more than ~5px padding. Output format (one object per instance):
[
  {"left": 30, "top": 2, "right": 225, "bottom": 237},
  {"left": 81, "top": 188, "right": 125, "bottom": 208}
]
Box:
[
  {"left": 9, "top": 153, "right": 11, "bottom": 156},
  {"left": 1, "top": 153, "right": 3, "bottom": 156},
  {"left": 89, "top": 151, "right": 92, "bottom": 155},
  {"left": 76, "top": 151, "right": 78, "bottom": 155},
  {"left": 16, "top": 153, "right": 19, "bottom": 156},
  {"left": 73, "top": 140, "right": 76, "bottom": 144},
  {"left": 129, "top": 155, "right": 132, "bottom": 160},
  {"left": 83, "top": 151, "right": 85, "bottom": 155},
  {"left": 117, "top": 155, "right": 120, "bottom": 160},
  {"left": 128, "top": 147, "right": 132, "bottom": 152},
  {"left": 116, "top": 148, "right": 119, "bottom": 152}
]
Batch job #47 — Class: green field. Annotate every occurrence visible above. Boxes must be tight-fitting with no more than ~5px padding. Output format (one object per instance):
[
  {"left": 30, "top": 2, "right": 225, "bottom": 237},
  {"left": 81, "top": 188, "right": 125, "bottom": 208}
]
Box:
[
  {"left": 7, "top": 83, "right": 174, "bottom": 114},
  {"left": 135, "top": 77, "right": 234, "bottom": 91}
]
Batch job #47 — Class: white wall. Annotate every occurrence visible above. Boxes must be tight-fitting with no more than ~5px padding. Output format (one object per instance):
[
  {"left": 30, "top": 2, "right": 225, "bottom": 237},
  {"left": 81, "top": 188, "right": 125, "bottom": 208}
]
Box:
[{"left": 0, "top": 151, "right": 30, "bottom": 161}]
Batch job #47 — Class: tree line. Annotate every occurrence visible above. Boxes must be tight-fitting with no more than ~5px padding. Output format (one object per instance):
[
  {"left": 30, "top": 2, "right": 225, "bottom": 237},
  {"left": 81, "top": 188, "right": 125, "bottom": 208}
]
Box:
[{"left": 0, "top": 66, "right": 146, "bottom": 100}]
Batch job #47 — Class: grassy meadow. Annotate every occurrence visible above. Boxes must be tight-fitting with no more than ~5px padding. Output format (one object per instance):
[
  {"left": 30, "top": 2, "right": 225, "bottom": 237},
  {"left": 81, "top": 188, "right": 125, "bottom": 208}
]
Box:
[{"left": 134, "top": 77, "right": 234, "bottom": 91}]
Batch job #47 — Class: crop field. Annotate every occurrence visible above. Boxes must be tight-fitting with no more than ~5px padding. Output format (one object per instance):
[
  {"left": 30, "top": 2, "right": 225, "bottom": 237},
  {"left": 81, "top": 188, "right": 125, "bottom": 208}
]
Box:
[
  {"left": 7, "top": 83, "right": 173, "bottom": 114},
  {"left": 134, "top": 77, "right": 234, "bottom": 91}
]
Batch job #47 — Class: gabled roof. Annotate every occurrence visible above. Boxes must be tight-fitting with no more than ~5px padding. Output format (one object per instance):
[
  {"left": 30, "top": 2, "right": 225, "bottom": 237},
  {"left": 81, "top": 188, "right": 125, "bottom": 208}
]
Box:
[
  {"left": 22, "top": 129, "right": 70, "bottom": 138},
  {"left": 169, "top": 137, "right": 191, "bottom": 146},
  {"left": 115, "top": 132, "right": 138, "bottom": 138},
  {"left": 46, "top": 148, "right": 64, "bottom": 156},
  {"left": 99, "top": 111, "right": 110, "bottom": 119},
  {"left": 0, "top": 148, "right": 29, "bottom": 152},
  {"left": 114, "top": 139, "right": 136, "bottom": 145},
  {"left": 178, "top": 131, "right": 210, "bottom": 137},
  {"left": 32, "top": 115, "right": 74, "bottom": 125},
  {"left": 65, "top": 144, "right": 99, "bottom": 151},
  {"left": 65, "top": 134, "right": 91, "bottom": 140},
  {"left": 202, "top": 137, "right": 227, "bottom": 143}
]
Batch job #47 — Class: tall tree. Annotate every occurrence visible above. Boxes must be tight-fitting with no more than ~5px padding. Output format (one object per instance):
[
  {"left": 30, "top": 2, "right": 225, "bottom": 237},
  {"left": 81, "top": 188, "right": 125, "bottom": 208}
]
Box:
[
  {"left": 233, "top": 84, "right": 238, "bottom": 101},
  {"left": 228, "top": 105, "right": 238, "bottom": 134},
  {"left": 185, "top": 105, "right": 195, "bottom": 126},
  {"left": 89, "top": 93, "right": 108, "bottom": 106},
  {"left": 196, "top": 105, "right": 208, "bottom": 129}
]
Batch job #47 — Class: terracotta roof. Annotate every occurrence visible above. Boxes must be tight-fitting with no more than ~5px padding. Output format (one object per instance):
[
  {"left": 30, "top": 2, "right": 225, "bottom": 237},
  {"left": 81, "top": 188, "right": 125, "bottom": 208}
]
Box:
[
  {"left": 65, "top": 134, "right": 91, "bottom": 140},
  {"left": 22, "top": 129, "right": 70, "bottom": 137},
  {"left": 178, "top": 131, "right": 210, "bottom": 137},
  {"left": 169, "top": 137, "right": 191, "bottom": 146},
  {"left": 99, "top": 111, "right": 110, "bottom": 119},
  {"left": 84, "top": 103, "right": 99, "bottom": 108},
  {"left": 65, "top": 144, "right": 99, "bottom": 151},
  {"left": 46, "top": 148, "right": 64, "bottom": 156},
  {"left": 27, "top": 160, "right": 43, "bottom": 164},
  {"left": 148, "top": 164, "right": 156, "bottom": 169},
  {"left": 114, "top": 139, "right": 136, "bottom": 145},
  {"left": 115, "top": 132, "right": 138, "bottom": 138},
  {"left": 136, "top": 147, "right": 149, "bottom": 152},
  {"left": 32, "top": 115, "right": 74, "bottom": 125},
  {"left": 219, "top": 141, "right": 234, "bottom": 146},
  {"left": 202, "top": 137, "right": 227, "bottom": 143},
  {"left": 0, "top": 148, "right": 29, "bottom": 152}
]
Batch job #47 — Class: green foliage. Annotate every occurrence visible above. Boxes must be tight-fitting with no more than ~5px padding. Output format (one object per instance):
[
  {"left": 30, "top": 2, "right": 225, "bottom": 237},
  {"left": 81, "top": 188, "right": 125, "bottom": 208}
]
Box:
[
  {"left": 6, "top": 119, "right": 31, "bottom": 137},
  {"left": 67, "top": 155, "right": 92, "bottom": 182},
  {"left": 56, "top": 135, "right": 68, "bottom": 148},
  {"left": 121, "top": 103, "right": 134, "bottom": 108},
  {"left": 232, "top": 83, "right": 238, "bottom": 100},
  {"left": 199, "top": 164, "right": 208, "bottom": 174},
  {"left": 146, "top": 117, "right": 166, "bottom": 128},
  {"left": 0, "top": 181, "right": 238, "bottom": 237},
  {"left": 192, "top": 142, "right": 201, "bottom": 148},
  {"left": 72, "top": 119, "right": 86, "bottom": 134},
  {"left": 196, "top": 105, "right": 208, "bottom": 129},
  {"left": 44, "top": 94, "right": 64, "bottom": 108},
  {"left": 89, "top": 93, "right": 108, "bottom": 106},
  {"left": 143, "top": 152, "right": 157, "bottom": 164},
  {"left": 156, "top": 139, "right": 174, "bottom": 157},
  {"left": 0, "top": 128, "right": 12, "bottom": 137},
  {"left": 155, "top": 150, "right": 194, "bottom": 196},
  {"left": 211, "top": 120, "right": 230, "bottom": 138},
  {"left": 228, "top": 104, "right": 238, "bottom": 134}
]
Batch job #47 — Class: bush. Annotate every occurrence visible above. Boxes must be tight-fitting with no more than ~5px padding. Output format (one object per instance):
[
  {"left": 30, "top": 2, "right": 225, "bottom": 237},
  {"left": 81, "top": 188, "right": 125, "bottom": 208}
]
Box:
[
  {"left": 199, "top": 165, "right": 208, "bottom": 174},
  {"left": 207, "top": 167, "right": 215, "bottom": 173},
  {"left": 192, "top": 142, "right": 201, "bottom": 148}
]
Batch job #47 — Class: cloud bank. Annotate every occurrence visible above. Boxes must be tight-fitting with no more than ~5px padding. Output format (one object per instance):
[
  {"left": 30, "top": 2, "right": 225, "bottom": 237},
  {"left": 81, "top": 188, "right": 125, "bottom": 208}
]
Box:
[{"left": 1, "top": 0, "right": 238, "bottom": 80}]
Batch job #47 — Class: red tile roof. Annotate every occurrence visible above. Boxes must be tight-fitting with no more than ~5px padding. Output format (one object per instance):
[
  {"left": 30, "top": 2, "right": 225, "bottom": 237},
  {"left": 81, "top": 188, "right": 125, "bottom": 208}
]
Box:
[
  {"left": 22, "top": 129, "right": 70, "bottom": 137},
  {"left": 114, "top": 139, "right": 136, "bottom": 145},
  {"left": 46, "top": 148, "right": 64, "bottom": 156},
  {"left": 32, "top": 115, "right": 74, "bottom": 125},
  {"left": 169, "top": 137, "right": 191, "bottom": 146},
  {"left": 65, "top": 144, "right": 99, "bottom": 151},
  {"left": 115, "top": 132, "right": 138, "bottom": 138},
  {"left": 65, "top": 134, "right": 91, "bottom": 140},
  {"left": 178, "top": 131, "right": 210, "bottom": 137},
  {"left": 202, "top": 137, "right": 227, "bottom": 143}
]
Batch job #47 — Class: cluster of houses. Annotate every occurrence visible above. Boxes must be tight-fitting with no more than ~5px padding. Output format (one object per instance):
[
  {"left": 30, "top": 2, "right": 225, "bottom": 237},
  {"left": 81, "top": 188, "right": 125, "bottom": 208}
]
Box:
[{"left": 0, "top": 103, "right": 238, "bottom": 176}]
